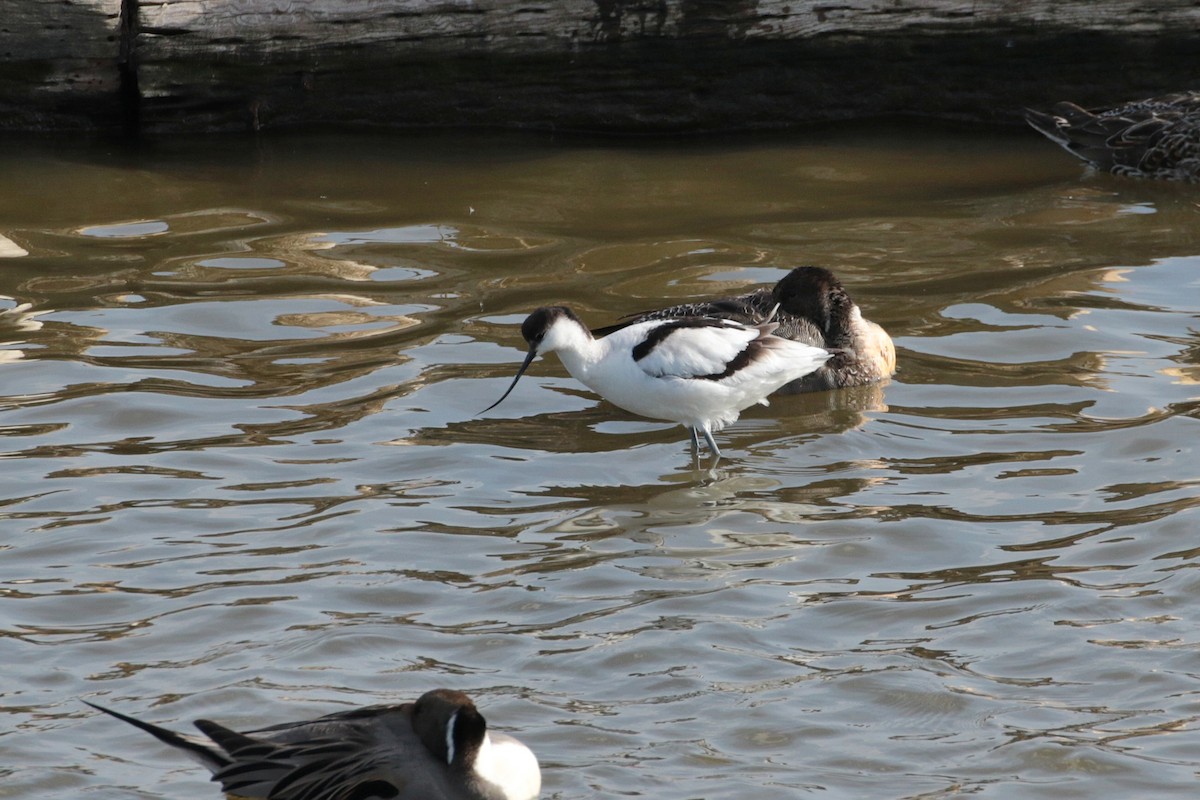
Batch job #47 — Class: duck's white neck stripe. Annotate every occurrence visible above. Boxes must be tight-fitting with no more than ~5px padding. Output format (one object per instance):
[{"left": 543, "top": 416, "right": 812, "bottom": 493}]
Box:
[{"left": 445, "top": 709, "right": 458, "bottom": 764}]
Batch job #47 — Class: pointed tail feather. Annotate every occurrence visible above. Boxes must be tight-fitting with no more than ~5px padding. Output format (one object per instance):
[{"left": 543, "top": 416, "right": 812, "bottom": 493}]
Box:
[
  {"left": 1024, "top": 107, "right": 1071, "bottom": 148},
  {"left": 84, "top": 700, "right": 230, "bottom": 771}
]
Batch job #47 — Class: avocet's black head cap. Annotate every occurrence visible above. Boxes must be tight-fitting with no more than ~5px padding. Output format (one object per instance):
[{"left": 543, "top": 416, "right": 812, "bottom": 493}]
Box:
[
  {"left": 481, "top": 306, "right": 579, "bottom": 414},
  {"left": 771, "top": 266, "right": 849, "bottom": 337},
  {"left": 519, "top": 306, "right": 575, "bottom": 348}
]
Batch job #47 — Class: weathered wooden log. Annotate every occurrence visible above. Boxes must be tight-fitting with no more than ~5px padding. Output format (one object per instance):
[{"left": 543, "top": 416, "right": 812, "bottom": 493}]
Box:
[
  {"left": 2, "top": 1, "right": 1199, "bottom": 134},
  {"left": 0, "top": 0, "right": 123, "bottom": 130}
]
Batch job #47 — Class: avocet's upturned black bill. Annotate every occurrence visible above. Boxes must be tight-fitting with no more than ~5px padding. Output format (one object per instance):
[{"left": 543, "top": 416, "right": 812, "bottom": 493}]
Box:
[
  {"left": 86, "top": 689, "right": 541, "bottom": 800},
  {"left": 481, "top": 343, "right": 540, "bottom": 414},
  {"left": 593, "top": 266, "right": 895, "bottom": 394},
  {"left": 483, "top": 305, "right": 833, "bottom": 462}
]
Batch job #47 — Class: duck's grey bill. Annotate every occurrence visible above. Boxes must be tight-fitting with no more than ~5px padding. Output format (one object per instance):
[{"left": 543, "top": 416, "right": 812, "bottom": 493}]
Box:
[{"left": 480, "top": 347, "right": 538, "bottom": 414}]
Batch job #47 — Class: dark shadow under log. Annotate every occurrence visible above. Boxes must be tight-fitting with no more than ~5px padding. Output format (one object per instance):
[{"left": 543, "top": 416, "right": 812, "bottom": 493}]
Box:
[{"left": 2, "top": 1, "right": 1198, "bottom": 135}]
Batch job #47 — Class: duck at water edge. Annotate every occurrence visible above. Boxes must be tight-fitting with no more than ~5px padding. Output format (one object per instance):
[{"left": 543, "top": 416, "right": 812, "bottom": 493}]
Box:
[{"left": 1025, "top": 91, "right": 1200, "bottom": 182}]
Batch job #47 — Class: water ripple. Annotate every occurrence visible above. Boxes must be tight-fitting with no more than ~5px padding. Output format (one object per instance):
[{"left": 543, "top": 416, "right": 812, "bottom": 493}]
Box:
[{"left": 1, "top": 130, "right": 1198, "bottom": 799}]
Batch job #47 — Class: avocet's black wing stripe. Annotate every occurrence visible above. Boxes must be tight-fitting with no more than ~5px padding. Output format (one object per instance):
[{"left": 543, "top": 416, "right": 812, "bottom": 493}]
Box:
[{"left": 629, "top": 318, "right": 768, "bottom": 381}]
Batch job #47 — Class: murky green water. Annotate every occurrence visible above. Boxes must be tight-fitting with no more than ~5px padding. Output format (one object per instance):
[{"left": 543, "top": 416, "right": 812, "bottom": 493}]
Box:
[{"left": 2, "top": 125, "right": 1198, "bottom": 799}]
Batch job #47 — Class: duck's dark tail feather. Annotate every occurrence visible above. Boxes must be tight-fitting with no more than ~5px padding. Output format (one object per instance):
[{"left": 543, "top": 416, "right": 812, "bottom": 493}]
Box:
[
  {"left": 1024, "top": 107, "right": 1073, "bottom": 149},
  {"left": 84, "top": 700, "right": 230, "bottom": 771}
]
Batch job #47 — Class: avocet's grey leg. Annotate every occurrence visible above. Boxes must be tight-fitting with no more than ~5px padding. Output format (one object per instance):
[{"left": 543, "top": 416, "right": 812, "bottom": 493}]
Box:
[{"left": 700, "top": 425, "right": 722, "bottom": 463}]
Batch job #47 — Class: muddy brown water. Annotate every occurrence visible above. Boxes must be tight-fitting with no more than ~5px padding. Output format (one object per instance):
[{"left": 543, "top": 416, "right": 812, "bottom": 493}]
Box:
[{"left": 2, "top": 125, "right": 1198, "bottom": 798}]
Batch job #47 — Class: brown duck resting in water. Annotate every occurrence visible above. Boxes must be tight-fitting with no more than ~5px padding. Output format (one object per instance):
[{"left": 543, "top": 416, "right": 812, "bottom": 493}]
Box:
[
  {"left": 1025, "top": 91, "right": 1200, "bottom": 182},
  {"left": 594, "top": 266, "right": 895, "bottom": 394}
]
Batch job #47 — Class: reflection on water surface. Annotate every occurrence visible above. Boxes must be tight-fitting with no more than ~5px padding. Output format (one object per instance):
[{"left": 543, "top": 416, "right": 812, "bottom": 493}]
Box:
[{"left": 1, "top": 126, "right": 1198, "bottom": 799}]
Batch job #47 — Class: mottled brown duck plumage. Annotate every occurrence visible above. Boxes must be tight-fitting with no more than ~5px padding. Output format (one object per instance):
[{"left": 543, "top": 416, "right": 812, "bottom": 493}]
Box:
[{"left": 1025, "top": 91, "right": 1200, "bottom": 182}]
